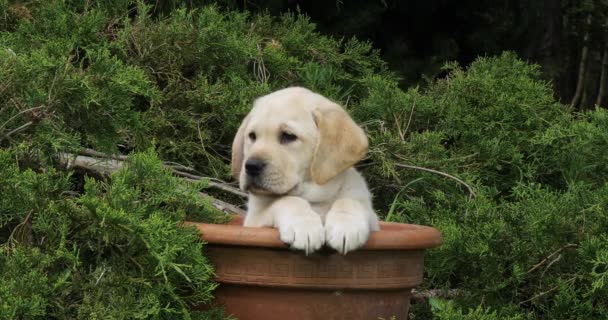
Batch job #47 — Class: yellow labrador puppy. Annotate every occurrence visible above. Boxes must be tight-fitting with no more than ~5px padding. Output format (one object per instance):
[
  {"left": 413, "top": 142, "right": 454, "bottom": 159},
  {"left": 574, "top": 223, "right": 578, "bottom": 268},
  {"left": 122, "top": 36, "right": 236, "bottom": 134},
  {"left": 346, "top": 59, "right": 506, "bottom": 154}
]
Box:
[{"left": 231, "top": 87, "right": 379, "bottom": 255}]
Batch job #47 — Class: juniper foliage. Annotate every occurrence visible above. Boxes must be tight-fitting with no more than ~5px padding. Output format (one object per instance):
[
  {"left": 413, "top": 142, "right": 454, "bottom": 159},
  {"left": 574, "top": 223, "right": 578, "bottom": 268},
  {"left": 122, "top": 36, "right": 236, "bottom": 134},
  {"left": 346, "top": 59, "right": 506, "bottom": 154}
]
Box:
[{"left": 0, "top": 1, "right": 607, "bottom": 319}]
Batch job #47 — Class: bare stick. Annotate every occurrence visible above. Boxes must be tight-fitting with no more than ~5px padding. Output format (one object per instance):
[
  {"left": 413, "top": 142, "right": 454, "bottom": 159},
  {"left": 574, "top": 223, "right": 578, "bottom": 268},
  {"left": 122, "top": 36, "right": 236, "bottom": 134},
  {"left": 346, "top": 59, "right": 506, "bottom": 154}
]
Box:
[
  {"left": 57, "top": 153, "right": 245, "bottom": 215},
  {"left": 526, "top": 243, "right": 578, "bottom": 275},
  {"left": 200, "top": 192, "right": 245, "bottom": 215},
  {"left": 0, "top": 121, "right": 34, "bottom": 142},
  {"left": 75, "top": 149, "right": 247, "bottom": 198},
  {"left": 58, "top": 153, "right": 124, "bottom": 176},
  {"left": 411, "top": 289, "right": 463, "bottom": 303},
  {"left": 519, "top": 277, "right": 576, "bottom": 305},
  {"left": 403, "top": 99, "right": 416, "bottom": 137},
  {"left": 79, "top": 148, "right": 128, "bottom": 161},
  {"left": 540, "top": 254, "right": 562, "bottom": 280},
  {"left": 164, "top": 162, "right": 198, "bottom": 174},
  {"left": 394, "top": 163, "right": 476, "bottom": 199},
  {"left": 172, "top": 170, "right": 247, "bottom": 197},
  {"left": 392, "top": 112, "right": 405, "bottom": 141},
  {"left": 0, "top": 105, "right": 46, "bottom": 132}
]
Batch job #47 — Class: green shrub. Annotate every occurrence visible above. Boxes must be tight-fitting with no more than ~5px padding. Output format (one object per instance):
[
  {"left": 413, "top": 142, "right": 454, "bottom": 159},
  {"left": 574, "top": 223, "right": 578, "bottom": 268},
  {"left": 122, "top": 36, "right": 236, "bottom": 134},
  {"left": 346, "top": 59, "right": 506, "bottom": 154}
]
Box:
[
  {"left": 0, "top": 149, "right": 224, "bottom": 319},
  {"left": 1, "top": 1, "right": 607, "bottom": 319}
]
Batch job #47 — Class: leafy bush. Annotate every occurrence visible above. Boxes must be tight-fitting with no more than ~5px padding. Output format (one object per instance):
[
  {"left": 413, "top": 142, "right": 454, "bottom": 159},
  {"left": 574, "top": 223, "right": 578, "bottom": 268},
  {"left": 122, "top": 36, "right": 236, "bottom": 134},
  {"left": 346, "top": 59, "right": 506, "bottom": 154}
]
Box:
[
  {"left": 0, "top": 149, "right": 225, "bottom": 318},
  {"left": 1, "top": 1, "right": 607, "bottom": 319}
]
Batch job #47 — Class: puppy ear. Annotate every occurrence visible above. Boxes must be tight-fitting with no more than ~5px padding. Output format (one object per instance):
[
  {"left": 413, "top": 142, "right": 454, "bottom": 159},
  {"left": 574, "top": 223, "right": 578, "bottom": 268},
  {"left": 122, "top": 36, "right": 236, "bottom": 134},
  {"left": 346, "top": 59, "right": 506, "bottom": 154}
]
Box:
[
  {"left": 310, "top": 102, "right": 368, "bottom": 185},
  {"left": 231, "top": 114, "right": 250, "bottom": 180}
]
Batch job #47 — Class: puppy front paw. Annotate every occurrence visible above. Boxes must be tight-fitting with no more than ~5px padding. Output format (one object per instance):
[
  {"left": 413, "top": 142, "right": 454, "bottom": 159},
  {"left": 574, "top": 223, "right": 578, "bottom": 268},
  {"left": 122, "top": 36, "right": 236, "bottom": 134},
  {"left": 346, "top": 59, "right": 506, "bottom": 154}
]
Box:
[
  {"left": 278, "top": 214, "right": 325, "bottom": 255},
  {"left": 324, "top": 210, "right": 370, "bottom": 255}
]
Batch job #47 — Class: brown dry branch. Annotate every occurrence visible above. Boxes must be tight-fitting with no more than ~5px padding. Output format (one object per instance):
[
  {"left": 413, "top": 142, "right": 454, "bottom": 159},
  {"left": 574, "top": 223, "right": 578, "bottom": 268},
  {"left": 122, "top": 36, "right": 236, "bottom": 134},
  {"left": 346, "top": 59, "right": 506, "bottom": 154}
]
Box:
[
  {"left": 164, "top": 162, "right": 199, "bottom": 174},
  {"left": 519, "top": 277, "right": 577, "bottom": 305},
  {"left": 79, "top": 148, "right": 128, "bottom": 161},
  {"left": 394, "top": 162, "right": 476, "bottom": 200},
  {"left": 5, "top": 210, "right": 33, "bottom": 250},
  {"left": 0, "top": 121, "right": 35, "bottom": 142},
  {"left": 525, "top": 243, "right": 578, "bottom": 275},
  {"left": 74, "top": 149, "right": 247, "bottom": 198},
  {"left": 170, "top": 170, "right": 247, "bottom": 198},
  {"left": 58, "top": 153, "right": 125, "bottom": 176},
  {"left": 201, "top": 192, "right": 245, "bottom": 216},
  {"left": 57, "top": 153, "right": 246, "bottom": 215},
  {"left": 0, "top": 105, "right": 46, "bottom": 132},
  {"left": 411, "top": 289, "right": 463, "bottom": 303},
  {"left": 403, "top": 99, "right": 416, "bottom": 138}
]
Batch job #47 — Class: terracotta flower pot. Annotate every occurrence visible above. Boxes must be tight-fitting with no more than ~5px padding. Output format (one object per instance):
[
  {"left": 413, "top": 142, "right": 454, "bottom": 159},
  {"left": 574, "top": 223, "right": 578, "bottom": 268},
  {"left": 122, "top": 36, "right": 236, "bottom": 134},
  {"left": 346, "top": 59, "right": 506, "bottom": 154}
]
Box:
[{"left": 188, "top": 215, "right": 442, "bottom": 320}]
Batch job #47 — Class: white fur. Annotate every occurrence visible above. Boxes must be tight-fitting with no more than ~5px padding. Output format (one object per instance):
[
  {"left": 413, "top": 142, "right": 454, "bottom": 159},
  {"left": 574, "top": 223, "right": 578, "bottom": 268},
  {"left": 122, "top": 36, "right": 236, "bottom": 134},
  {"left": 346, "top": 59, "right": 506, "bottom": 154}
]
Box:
[{"left": 233, "top": 87, "right": 380, "bottom": 255}]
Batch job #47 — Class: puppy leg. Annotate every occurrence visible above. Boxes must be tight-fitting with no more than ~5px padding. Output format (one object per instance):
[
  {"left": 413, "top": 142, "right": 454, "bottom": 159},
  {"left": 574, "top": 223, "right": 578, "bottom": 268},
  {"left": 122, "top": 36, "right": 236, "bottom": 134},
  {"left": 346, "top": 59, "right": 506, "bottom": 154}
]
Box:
[
  {"left": 325, "top": 198, "right": 373, "bottom": 254},
  {"left": 270, "top": 196, "right": 325, "bottom": 255}
]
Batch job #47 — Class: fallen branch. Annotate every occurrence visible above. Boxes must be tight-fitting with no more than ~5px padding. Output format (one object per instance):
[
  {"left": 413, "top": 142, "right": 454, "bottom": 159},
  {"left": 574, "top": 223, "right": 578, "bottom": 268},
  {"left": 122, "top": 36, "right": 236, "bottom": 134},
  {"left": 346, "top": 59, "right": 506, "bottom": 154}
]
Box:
[
  {"left": 58, "top": 153, "right": 124, "bottom": 176},
  {"left": 0, "top": 121, "right": 34, "bottom": 142},
  {"left": 519, "top": 277, "right": 576, "bottom": 305},
  {"left": 171, "top": 170, "right": 247, "bottom": 198},
  {"left": 73, "top": 149, "right": 247, "bottom": 198},
  {"left": 57, "top": 153, "right": 245, "bottom": 215},
  {"left": 79, "top": 148, "right": 128, "bottom": 161},
  {"left": 0, "top": 105, "right": 46, "bottom": 132},
  {"left": 526, "top": 243, "right": 578, "bottom": 275},
  {"left": 403, "top": 99, "right": 416, "bottom": 139},
  {"left": 411, "top": 289, "right": 463, "bottom": 303},
  {"left": 164, "top": 162, "right": 198, "bottom": 174},
  {"left": 200, "top": 192, "right": 245, "bottom": 216},
  {"left": 394, "top": 163, "right": 476, "bottom": 200}
]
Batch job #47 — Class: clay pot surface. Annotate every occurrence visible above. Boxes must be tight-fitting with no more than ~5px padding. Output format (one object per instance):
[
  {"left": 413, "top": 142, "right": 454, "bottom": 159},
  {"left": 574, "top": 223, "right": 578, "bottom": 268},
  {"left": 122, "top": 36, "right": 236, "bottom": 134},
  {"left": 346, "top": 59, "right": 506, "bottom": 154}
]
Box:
[{"left": 188, "top": 215, "right": 442, "bottom": 320}]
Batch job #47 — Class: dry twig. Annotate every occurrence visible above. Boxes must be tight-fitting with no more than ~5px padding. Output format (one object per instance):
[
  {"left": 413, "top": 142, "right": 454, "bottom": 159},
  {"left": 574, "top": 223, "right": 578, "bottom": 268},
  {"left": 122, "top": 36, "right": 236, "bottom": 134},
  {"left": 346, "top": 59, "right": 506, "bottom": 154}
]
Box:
[
  {"left": 57, "top": 153, "right": 246, "bottom": 215},
  {"left": 0, "top": 105, "right": 46, "bottom": 132},
  {"left": 526, "top": 243, "right": 578, "bottom": 275},
  {"left": 411, "top": 289, "right": 463, "bottom": 303},
  {"left": 394, "top": 162, "right": 476, "bottom": 200},
  {"left": 519, "top": 277, "right": 576, "bottom": 305},
  {"left": 70, "top": 149, "right": 247, "bottom": 198},
  {"left": 0, "top": 121, "right": 34, "bottom": 142}
]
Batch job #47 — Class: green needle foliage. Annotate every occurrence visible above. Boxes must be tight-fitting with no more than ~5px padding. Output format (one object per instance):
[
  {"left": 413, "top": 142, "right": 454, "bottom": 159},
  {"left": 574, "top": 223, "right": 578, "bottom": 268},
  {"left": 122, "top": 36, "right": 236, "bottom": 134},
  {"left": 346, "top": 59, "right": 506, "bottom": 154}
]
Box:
[
  {"left": 0, "top": 149, "right": 226, "bottom": 319},
  {"left": 1, "top": 1, "right": 607, "bottom": 319}
]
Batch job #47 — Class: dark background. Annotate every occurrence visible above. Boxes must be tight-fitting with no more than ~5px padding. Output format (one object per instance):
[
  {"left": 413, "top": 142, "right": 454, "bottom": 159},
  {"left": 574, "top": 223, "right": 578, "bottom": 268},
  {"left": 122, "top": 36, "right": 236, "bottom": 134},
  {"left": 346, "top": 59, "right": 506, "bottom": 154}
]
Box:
[{"left": 217, "top": 0, "right": 608, "bottom": 109}]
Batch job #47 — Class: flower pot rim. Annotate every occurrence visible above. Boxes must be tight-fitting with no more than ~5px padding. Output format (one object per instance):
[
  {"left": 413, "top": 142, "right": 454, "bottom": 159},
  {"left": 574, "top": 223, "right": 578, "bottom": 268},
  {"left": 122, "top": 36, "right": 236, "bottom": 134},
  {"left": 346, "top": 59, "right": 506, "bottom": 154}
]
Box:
[{"left": 186, "top": 215, "right": 442, "bottom": 250}]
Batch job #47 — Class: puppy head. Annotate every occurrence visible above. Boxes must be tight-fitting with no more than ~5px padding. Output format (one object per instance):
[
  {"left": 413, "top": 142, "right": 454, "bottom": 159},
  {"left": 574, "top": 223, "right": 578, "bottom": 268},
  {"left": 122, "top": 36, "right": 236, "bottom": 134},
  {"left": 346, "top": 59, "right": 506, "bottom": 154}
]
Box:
[{"left": 231, "top": 87, "right": 368, "bottom": 195}]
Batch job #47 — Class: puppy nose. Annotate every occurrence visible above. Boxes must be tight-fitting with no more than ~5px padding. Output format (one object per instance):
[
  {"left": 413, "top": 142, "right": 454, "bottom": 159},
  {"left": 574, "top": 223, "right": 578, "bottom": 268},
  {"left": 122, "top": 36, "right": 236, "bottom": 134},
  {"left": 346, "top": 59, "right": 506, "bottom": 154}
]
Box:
[{"left": 245, "top": 159, "right": 266, "bottom": 177}]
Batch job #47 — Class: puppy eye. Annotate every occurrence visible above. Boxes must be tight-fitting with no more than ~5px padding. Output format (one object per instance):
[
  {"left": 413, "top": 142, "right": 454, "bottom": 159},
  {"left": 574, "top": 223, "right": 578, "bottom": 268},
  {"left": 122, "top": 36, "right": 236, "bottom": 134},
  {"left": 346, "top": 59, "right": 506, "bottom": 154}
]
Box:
[
  {"left": 280, "top": 132, "right": 297, "bottom": 144},
  {"left": 248, "top": 132, "right": 256, "bottom": 141}
]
